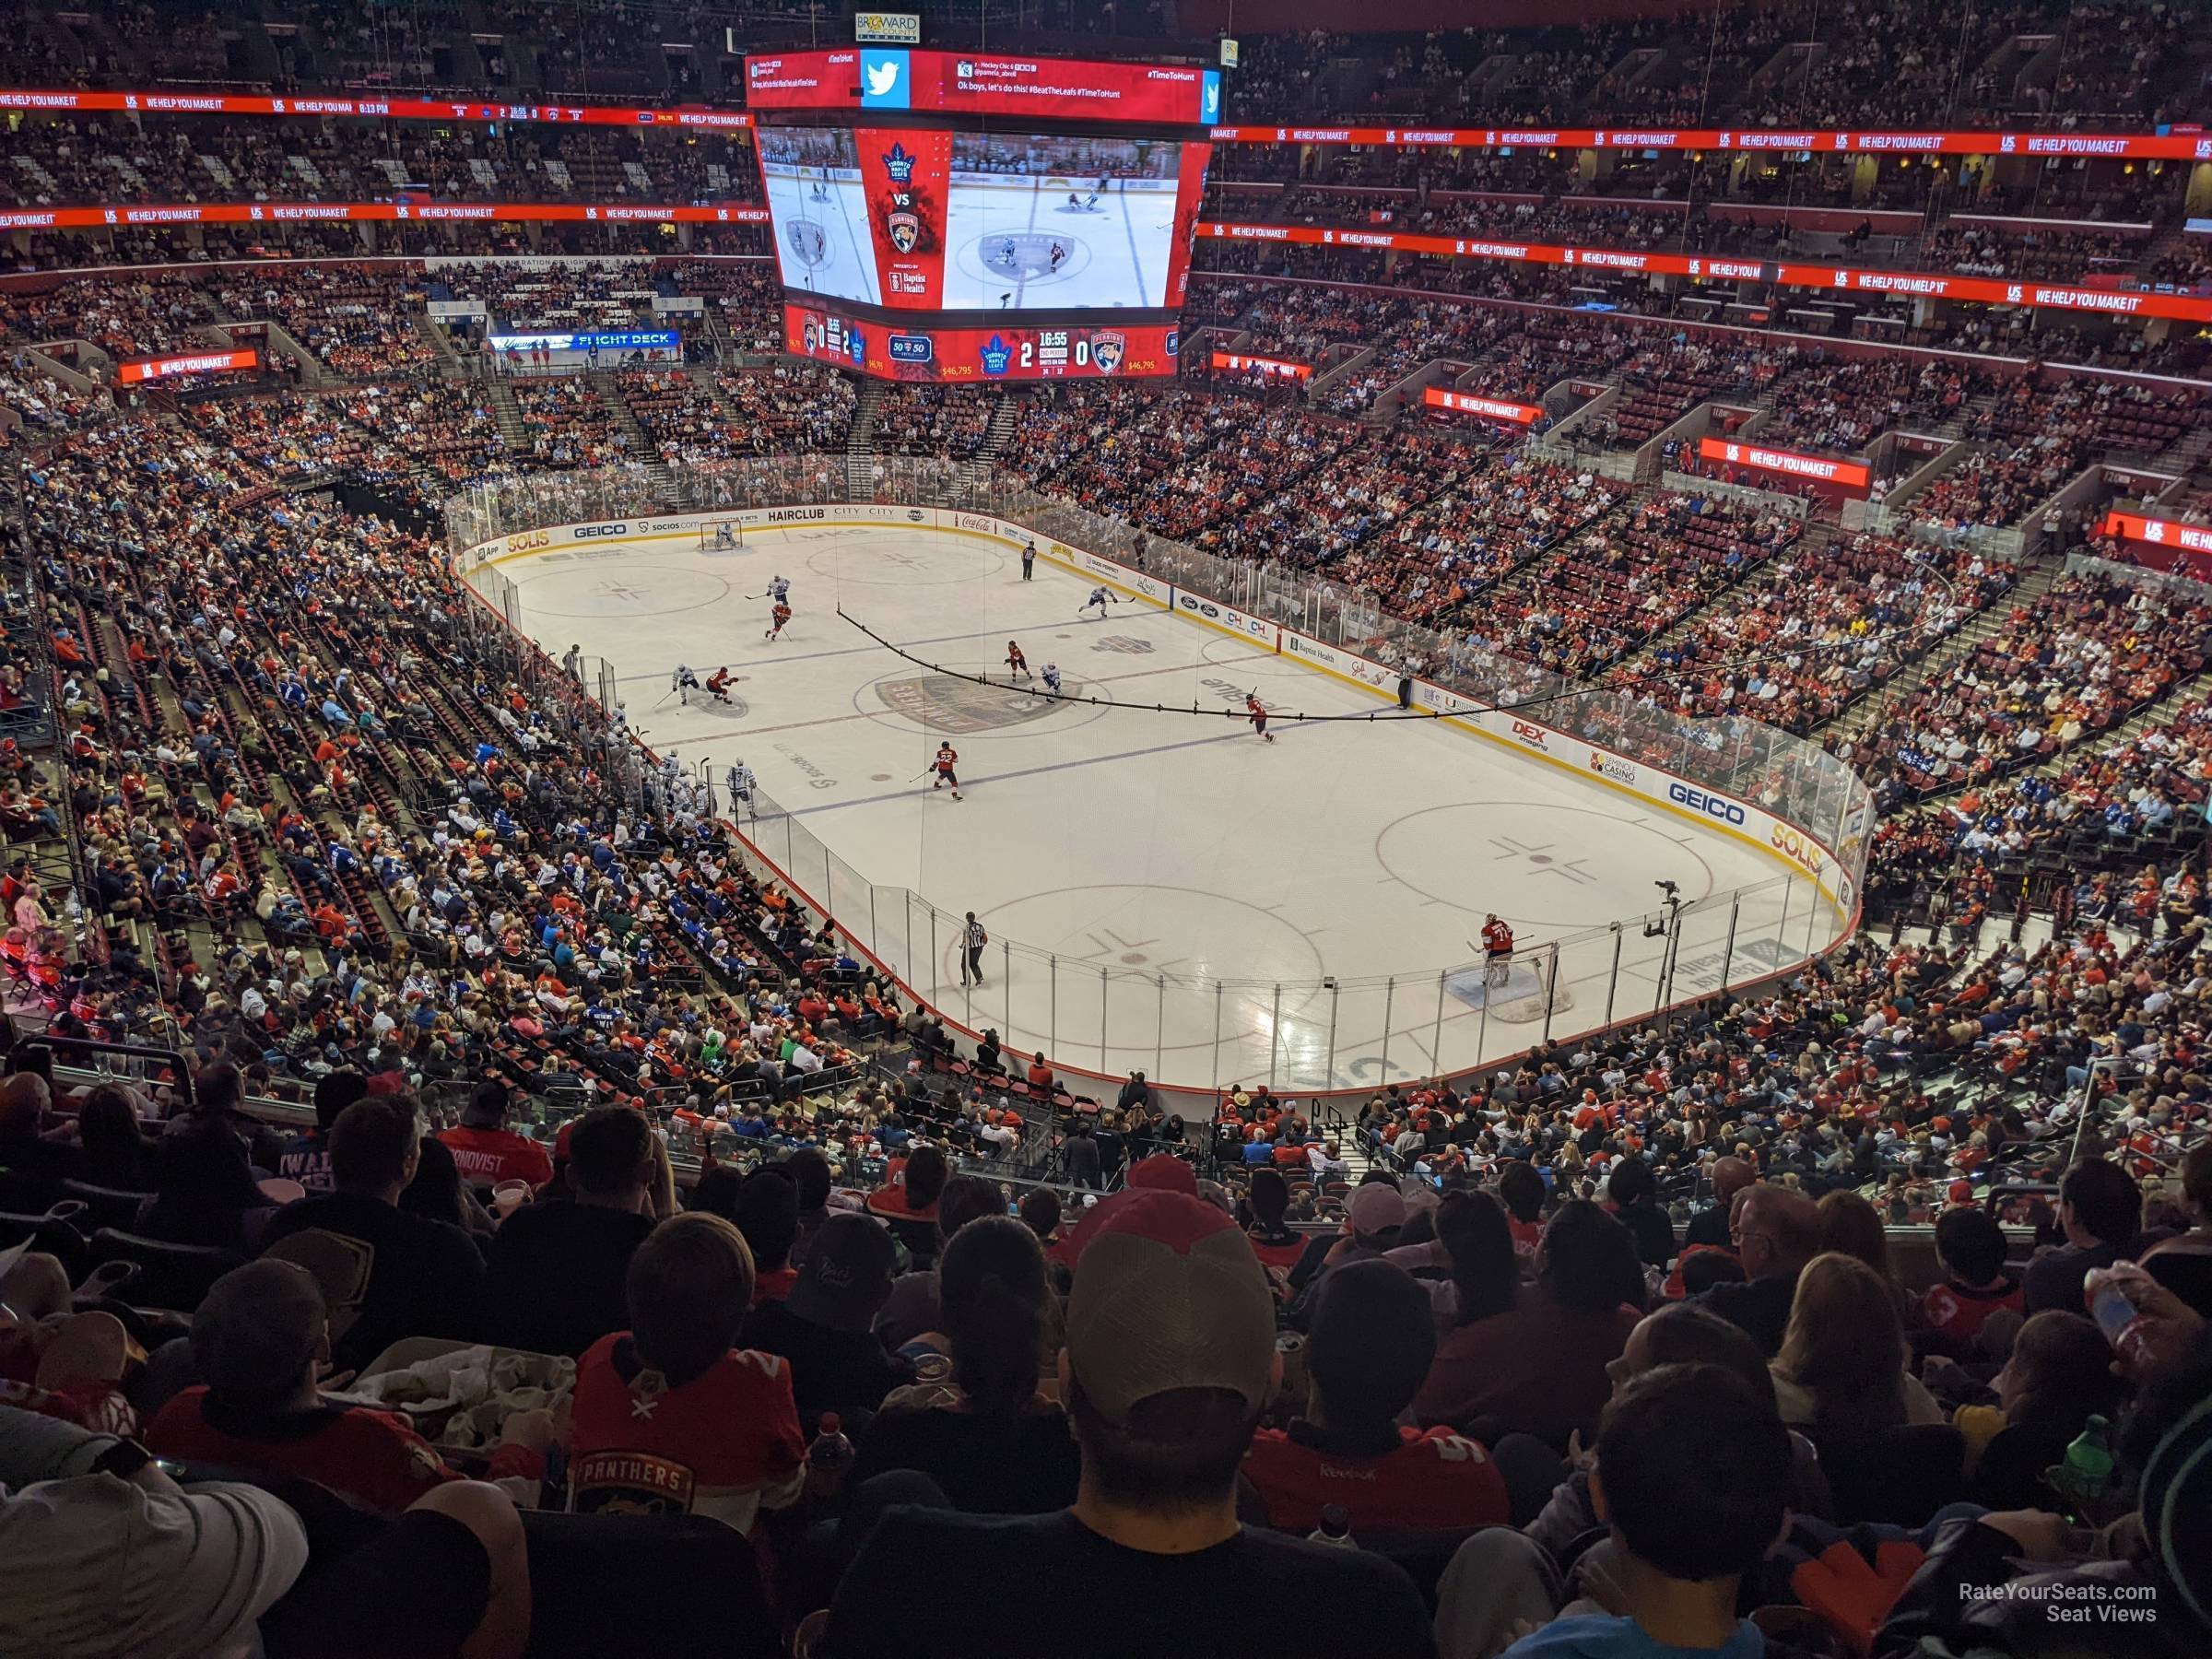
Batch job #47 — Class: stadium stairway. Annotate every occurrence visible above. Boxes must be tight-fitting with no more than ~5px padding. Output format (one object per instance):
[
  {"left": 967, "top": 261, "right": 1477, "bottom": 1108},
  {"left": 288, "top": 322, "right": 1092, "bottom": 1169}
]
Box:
[
  {"left": 1818, "top": 550, "right": 2064, "bottom": 757},
  {"left": 488, "top": 379, "right": 529, "bottom": 451},
  {"left": 420, "top": 305, "right": 468, "bottom": 379},
  {"left": 846, "top": 379, "right": 886, "bottom": 458},
  {"left": 599, "top": 382, "right": 674, "bottom": 491},
  {"left": 976, "top": 390, "right": 1020, "bottom": 465}
]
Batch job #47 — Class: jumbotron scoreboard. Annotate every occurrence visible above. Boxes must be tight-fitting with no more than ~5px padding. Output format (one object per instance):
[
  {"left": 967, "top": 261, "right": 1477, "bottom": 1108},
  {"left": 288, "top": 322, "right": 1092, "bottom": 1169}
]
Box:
[{"left": 747, "top": 47, "right": 1218, "bottom": 382}]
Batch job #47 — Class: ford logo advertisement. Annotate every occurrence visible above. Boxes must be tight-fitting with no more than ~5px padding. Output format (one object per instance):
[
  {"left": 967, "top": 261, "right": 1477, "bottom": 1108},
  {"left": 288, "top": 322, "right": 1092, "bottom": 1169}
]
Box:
[{"left": 1668, "top": 782, "right": 1747, "bottom": 826}]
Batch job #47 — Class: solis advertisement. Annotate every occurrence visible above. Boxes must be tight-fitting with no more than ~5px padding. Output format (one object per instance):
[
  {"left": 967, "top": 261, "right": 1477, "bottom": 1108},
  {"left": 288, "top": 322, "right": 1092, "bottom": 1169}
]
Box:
[{"left": 784, "top": 303, "right": 1178, "bottom": 382}]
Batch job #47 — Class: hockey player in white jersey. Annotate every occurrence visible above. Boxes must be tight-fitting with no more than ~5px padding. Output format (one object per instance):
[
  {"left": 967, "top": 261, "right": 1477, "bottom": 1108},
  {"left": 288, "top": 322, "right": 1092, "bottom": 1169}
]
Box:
[
  {"left": 724, "top": 759, "right": 757, "bottom": 818},
  {"left": 767, "top": 574, "right": 791, "bottom": 606},
  {"left": 1041, "top": 662, "right": 1062, "bottom": 695},
  {"left": 671, "top": 664, "right": 701, "bottom": 705},
  {"left": 1079, "top": 585, "right": 1113, "bottom": 620}
]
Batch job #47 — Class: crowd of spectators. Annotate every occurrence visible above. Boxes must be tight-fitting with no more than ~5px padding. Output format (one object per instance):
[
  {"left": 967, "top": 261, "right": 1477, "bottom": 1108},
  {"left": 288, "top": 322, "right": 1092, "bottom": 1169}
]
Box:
[
  {"left": 1840, "top": 571, "right": 2212, "bottom": 806},
  {"left": 215, "top": 265, "right": 436, "bottom": 380},
  {"left": 873, "top": 385, "right": 998, "bottom": 458},
  {"left": 1611, "top": 536, "right": 2022, "bottom": 735}
]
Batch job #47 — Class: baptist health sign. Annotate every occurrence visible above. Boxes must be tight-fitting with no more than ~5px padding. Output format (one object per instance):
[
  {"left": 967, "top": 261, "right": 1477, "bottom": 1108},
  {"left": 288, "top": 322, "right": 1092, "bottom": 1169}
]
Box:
[{"left": 855, "top": 11, "right": 921, "bottom": 43}]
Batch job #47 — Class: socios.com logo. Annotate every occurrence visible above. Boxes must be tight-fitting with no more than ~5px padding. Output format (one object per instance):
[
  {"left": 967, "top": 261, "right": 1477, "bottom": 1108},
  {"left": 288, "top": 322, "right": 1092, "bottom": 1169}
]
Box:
[{"left": 1668, "top": 782, "right": 1747, "bottom": 826}]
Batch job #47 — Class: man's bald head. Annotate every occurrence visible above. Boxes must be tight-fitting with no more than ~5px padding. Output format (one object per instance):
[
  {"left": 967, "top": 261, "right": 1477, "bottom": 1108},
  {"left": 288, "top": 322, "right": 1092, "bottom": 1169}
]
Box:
[
  {"left": 0, "top": 1073, "right": 50, "bottom": 1142},
  {"left": 1735, "top": 1185, "right": 1820, "bottom": 1281}
]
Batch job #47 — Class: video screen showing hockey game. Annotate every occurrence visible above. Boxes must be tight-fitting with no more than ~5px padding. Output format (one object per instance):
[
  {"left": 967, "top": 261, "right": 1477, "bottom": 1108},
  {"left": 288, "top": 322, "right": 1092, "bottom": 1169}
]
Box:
[
  {"left": 939, "top": 131, "right": 1193, "bottom": 312},
  {"left": 759, "top": 125, "right": 885, "bottom": 307},
  {"left": 758, "top": 124, "right": 1206, "bottom": 314}
]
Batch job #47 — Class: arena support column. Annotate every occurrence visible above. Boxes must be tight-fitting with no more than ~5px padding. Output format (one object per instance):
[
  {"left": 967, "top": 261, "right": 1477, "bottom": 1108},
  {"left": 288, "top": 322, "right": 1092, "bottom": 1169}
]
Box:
[
  {"left": 1155, "top": 974, "right": 1165, "bottom": 1084},
  {"left": 1268, "top": 984, "right": 1282, "bottom": 1092},
  {"left": 1430, "top": 971, "right": 1446, "bottom": 1078},
  {"left": 1324, "top": 982, "right": 1340, "bottom": 1093},
  {"left": 1211, "top": 983, "right": 1223, "bottom": 1091},
  {"left": 1474, "top": 974, "right": 1488, "bottom": 1075}
]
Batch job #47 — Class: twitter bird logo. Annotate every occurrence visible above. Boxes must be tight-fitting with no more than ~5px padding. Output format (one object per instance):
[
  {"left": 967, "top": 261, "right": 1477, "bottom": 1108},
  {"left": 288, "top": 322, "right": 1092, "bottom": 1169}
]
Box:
[{"left": 861, "top": 49, "right": 909, "bottom": 108}]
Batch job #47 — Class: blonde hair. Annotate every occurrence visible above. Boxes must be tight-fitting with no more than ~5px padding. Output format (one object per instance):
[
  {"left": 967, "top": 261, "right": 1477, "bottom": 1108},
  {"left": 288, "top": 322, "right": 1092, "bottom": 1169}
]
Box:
[{"left": 1773, "top": 1252, "right": 1907, "bottom": 1432}]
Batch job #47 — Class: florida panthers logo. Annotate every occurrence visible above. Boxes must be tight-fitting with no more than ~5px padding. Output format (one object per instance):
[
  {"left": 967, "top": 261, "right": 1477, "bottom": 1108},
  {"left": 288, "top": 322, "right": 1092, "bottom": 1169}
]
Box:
[
  {"left": 888, "top": 210, "right": 920, "bottom": 253},
  {"left": 1090, "top": 331, "right": 1125, "bottom": 375}
]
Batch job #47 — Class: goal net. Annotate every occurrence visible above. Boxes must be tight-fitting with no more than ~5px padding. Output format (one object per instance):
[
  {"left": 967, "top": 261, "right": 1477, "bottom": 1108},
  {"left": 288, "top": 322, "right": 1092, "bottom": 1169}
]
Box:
[
  {"left": 1451, "top": 951, "right": 1573, "bottom": 1025},
  {"left": 699, "top": 518, "right": 745, "bottom": 551}
]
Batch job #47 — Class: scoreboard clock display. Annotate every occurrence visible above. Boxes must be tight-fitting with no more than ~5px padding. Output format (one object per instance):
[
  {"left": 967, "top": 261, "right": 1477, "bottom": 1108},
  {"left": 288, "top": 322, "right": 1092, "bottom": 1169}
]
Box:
[{"left": 785, "top": 304, "right": 1180, "bottom": 382}]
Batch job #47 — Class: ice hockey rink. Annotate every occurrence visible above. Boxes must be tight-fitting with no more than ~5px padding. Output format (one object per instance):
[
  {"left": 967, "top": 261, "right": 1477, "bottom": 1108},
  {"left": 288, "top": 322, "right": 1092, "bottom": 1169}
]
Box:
[{"left": 477, "top": 523, "right": 1847, "bottom": 1093}]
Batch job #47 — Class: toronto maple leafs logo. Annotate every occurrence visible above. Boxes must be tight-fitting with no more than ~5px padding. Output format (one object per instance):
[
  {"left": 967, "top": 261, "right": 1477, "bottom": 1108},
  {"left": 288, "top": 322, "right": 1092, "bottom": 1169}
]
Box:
[
  {"left": 979, "top": 335, "right": 1013, "bottom": 377},
  {"left": 882, "top": 142, "right": 917, "bottom": 184}
]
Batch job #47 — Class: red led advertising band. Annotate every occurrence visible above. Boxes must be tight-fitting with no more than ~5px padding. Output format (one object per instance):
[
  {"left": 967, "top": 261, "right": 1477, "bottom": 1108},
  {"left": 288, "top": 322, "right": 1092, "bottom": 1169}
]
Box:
[
  {"left": 0, "top": 201, "right": 772, "bottom": 229},
  {"left": 1696, "top": 437, "right": 1871, "bottom": 489},
  {"left": 5, "top": 85, "right": 2196, "bottom": 159},
  {"left": 1197, "top": 221, "right": 2212, "bottom": 324},
  {"left": 1210, "top": 350, "right": 1312, "bottom": 379},
  {"left": 1424, "top": 387, "right": 1541, "bottom": 423},
  {"left": 1203, "top": 123, "right": 2212, "bottom": 162},
  {"left": 2100, "top": 511, "right": 2212, "bottom": 553},
  {"left": 116, "top": 347, "right": 260, "bottom": 382},
  {"left": 0, "top": 87, "right": 752, "bottom": 129}
]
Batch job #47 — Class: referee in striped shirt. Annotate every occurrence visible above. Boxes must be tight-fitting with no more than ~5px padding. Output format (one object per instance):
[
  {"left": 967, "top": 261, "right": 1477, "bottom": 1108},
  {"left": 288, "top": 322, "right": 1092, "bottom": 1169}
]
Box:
[{"left": 960, "top": 912, "right": 987, "bottom": 987}]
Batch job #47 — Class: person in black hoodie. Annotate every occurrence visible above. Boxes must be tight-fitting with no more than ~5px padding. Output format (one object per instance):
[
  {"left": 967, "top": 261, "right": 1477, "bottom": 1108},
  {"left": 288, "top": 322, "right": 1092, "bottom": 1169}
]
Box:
[
  {"left": 1606, "top": 1155, "right": 1675, "bottom": 1272},
  {"left": 480, "top": 1106, "right": 655, "bottom": 1357}
]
